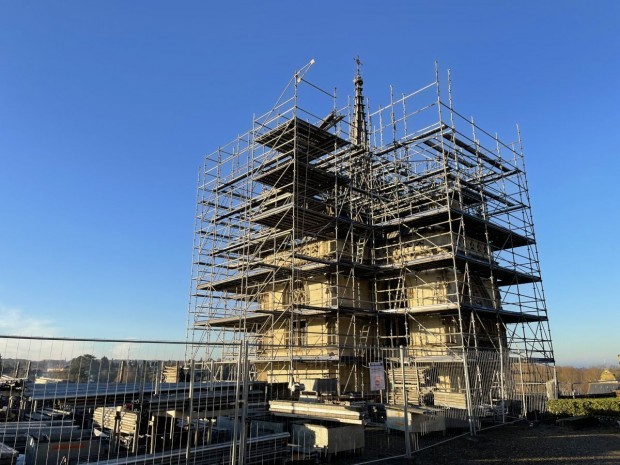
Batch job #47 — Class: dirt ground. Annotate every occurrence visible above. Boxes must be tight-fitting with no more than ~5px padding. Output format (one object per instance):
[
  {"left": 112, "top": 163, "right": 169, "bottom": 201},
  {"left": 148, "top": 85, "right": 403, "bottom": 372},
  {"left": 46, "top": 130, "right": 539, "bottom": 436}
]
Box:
[{"left": 411, "top": 421, "right": 620, "bottom": 465}]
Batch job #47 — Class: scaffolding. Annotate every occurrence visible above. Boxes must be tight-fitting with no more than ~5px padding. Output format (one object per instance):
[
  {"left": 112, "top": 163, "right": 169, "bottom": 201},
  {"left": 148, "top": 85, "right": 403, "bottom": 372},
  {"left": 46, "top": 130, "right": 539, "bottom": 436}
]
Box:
[{"left": 187, "top": 61, "right": 555, "bottom": 436}]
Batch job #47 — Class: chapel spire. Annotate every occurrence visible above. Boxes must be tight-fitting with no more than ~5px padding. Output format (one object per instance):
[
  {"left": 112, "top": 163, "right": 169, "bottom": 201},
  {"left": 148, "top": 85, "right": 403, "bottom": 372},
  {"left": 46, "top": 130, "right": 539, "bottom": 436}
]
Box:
[{"left": 351, "top": 56, "right": 368, "bottom": 147}]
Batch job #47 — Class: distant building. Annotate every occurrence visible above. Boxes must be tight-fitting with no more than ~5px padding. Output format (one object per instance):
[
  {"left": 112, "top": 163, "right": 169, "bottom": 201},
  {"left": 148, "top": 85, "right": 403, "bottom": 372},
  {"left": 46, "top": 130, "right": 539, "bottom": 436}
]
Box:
[
  {"left": 587, "top": 382, "right": 620, "bottom": 396},
  {"left": 35, "top": 367, "right": 69, "bottom": 383},
  {"left": 599, "top": 369, "right": 617, "bottom": 382}
]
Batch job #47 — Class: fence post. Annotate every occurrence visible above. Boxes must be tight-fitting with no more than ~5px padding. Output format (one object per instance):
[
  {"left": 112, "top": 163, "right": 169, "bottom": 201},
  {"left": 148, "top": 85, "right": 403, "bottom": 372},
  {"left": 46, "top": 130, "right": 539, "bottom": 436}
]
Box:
[{"left": 400, "top": 346, "right": 412, "bottom": 458}]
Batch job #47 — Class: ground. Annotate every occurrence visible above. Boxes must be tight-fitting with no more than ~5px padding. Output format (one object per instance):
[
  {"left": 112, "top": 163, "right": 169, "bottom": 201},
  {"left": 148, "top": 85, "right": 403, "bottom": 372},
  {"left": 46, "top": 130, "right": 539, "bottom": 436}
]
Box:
[
  {"left": 291, "top": 419, "right": 620, "bottom": 464},
  {"left": 411, "top": 421, "right": 620, "bottom": 465}
]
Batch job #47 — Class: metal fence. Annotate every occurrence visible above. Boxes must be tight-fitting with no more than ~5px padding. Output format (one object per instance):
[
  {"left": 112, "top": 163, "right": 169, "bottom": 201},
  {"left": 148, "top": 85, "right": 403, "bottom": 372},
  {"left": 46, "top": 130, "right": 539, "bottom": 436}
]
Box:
[{"left": 0, "top": 335, "right": 556, "bottom": 465}]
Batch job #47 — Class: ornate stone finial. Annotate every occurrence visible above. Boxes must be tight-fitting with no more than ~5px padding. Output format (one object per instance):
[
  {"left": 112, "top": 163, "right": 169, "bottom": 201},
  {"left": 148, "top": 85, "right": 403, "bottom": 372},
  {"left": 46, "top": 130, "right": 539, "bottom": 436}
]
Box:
[
  {"left": 355, "top": 56, "right": 363, "bottom": 76},
  {"left": 354, "top": 56, "right": 364, "bottom": 87}
]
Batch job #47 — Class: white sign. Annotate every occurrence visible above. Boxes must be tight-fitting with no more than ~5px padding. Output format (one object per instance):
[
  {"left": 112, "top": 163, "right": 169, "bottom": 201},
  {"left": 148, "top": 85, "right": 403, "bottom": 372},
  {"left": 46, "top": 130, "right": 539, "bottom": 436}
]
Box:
[{"left": 369, "top": 362, "right": 385, "bottom": 391}]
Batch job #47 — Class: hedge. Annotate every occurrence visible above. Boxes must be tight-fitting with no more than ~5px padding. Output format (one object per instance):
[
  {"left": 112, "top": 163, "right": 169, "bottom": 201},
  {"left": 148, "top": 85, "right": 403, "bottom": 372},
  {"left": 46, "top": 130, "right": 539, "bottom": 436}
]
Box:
[{"left": 547, "top": 398, "right": 620, "bottom": 417}]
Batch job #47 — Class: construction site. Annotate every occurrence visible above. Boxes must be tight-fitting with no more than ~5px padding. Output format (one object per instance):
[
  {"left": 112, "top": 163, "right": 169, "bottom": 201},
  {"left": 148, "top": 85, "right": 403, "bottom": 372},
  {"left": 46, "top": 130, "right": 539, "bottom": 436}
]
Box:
[
  {"left": 185, "top": 60, "right": 556, "bottom": 460},
  {"left": 0, "top": 61, "right": 556, "bottom": 465}
]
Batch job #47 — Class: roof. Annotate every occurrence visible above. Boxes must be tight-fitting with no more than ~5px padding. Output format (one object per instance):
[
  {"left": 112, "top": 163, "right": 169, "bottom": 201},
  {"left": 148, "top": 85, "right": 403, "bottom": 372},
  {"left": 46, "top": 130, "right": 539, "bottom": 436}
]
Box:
[{"left": 25, "top": 380, "right": 239, "bottom": 402}]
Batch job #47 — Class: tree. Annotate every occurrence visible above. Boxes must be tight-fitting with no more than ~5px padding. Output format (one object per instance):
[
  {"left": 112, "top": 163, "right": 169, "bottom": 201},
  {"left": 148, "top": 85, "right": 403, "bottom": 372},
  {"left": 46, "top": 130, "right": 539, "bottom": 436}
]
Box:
[
  {"left": 68, "top": 354, "right": 99, "bottom": 382},
  {"left": 97, "top": 356, "right": 116, "bottom": 382}
]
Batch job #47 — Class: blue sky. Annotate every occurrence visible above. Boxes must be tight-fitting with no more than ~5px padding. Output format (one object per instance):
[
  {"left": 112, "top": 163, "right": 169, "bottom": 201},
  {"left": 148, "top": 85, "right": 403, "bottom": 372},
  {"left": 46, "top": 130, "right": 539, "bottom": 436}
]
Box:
[{"left": 1, "top": 1, "right": 618, "bottom": 366}]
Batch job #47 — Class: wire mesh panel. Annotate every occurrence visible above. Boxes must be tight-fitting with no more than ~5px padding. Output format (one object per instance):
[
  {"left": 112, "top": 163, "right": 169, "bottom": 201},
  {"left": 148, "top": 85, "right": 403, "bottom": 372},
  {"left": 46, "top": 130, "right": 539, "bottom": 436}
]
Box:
[{"left": 0, "top": 336, "right": 291, "bottom": 465}]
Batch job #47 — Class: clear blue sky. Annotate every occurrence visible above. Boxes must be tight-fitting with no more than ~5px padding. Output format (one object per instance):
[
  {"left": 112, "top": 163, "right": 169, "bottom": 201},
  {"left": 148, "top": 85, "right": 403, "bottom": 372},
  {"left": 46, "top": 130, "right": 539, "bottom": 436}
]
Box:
[{"left": 1, "top": 1, "right": 618, "bottom": 366}]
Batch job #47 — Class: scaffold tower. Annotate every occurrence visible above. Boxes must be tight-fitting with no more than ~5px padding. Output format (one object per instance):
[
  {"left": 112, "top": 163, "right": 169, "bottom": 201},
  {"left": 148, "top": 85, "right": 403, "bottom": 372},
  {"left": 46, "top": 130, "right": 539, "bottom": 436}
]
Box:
[{"left": 187, "top": 60, "right": 555, "bottom": 427}]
